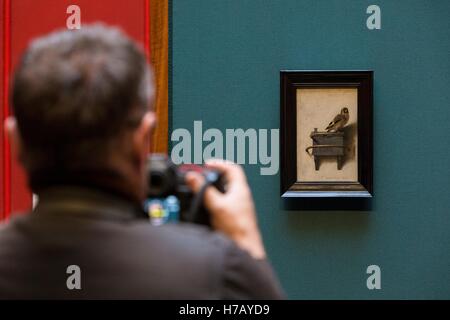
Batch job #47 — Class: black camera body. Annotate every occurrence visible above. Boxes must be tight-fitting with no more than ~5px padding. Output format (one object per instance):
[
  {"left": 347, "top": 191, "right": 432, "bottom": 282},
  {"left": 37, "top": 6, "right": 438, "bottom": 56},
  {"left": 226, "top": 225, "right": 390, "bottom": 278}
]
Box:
[{"left": 146, "top": 154, "right": 225, "bottom": 226}]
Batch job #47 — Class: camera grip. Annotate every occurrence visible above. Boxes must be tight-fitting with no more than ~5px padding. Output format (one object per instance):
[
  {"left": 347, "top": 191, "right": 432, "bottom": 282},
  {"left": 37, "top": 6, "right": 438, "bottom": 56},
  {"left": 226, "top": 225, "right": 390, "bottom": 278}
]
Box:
[{"left": 184, "top": 181, "right": 213, "bottom": 227}]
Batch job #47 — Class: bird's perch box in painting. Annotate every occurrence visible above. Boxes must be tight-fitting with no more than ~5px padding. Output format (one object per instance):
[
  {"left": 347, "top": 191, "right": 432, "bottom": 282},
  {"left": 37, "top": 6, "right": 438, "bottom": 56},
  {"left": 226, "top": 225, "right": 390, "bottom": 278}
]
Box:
[{"left": 306, "top": 128, "right": 345, "bottom": 170}]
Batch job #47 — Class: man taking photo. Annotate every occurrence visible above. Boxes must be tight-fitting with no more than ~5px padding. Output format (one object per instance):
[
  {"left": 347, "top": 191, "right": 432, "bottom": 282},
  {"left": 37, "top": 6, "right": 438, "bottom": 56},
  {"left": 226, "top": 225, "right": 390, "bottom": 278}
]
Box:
[{"left": 0, "top": 25, "right": 284, "bottom": 299}]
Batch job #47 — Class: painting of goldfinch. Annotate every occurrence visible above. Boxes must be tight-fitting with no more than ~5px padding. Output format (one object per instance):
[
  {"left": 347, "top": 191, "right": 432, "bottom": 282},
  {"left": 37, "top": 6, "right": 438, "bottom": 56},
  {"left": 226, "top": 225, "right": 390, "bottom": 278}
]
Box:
[
  {"left": 297, "top": 88, "right": 358, "bottom": 182},
  {"left": 280, "top": 71, "right": 373, "bottom": 199}
]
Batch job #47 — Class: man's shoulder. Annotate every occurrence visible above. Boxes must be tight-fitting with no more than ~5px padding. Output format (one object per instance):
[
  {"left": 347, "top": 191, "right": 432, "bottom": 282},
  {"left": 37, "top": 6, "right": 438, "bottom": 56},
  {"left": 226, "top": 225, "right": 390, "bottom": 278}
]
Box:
[
  {"left": 0, "top": 214, "right": 30, "bottom": 240},
  {"left": 127, "top": 220, "right": 235, "bottom": 260},
  {"left": 0, "top": 213, "right": 235, "bottom": 259},
  {"left": 0, "top": 214, "right": 285, "bottom": 299}
]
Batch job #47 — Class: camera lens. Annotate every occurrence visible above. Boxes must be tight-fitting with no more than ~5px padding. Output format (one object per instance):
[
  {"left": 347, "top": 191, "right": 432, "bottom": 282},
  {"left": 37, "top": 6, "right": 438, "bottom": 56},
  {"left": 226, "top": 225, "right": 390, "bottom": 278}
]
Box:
[
  {"left": 147, "top": 154, "right": 177, "bottom": 197},
  {"left": 150, "top": 171, "right": 166, "bottom": 195}
]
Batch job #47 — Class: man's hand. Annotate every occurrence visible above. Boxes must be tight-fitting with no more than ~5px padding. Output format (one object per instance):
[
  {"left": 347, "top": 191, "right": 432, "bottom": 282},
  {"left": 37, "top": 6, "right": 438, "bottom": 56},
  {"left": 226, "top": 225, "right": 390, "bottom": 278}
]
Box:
[{"left": 186, "top": 160, "right": 266, "bottom": 259}]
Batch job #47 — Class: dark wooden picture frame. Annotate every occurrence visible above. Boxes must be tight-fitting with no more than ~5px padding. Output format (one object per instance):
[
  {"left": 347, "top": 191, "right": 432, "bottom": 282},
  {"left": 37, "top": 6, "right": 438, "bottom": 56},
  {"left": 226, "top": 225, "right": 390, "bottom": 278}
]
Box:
[{"left": 280, "top": 71, "right": 373, "bottom": 198}]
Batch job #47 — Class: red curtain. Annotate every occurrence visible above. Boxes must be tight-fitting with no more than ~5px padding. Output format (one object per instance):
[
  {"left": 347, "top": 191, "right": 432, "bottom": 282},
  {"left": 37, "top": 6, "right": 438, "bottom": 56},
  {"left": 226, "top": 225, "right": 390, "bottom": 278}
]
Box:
[{"left": 1, "top": 0, "right": 151, "bottom": 220}]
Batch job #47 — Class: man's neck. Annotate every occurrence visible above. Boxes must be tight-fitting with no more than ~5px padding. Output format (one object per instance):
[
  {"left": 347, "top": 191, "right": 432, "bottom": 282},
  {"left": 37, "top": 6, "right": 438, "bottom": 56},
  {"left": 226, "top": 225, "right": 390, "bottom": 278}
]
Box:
[{"left": 31, "top": 166, "right": 144, "bottom": 206}]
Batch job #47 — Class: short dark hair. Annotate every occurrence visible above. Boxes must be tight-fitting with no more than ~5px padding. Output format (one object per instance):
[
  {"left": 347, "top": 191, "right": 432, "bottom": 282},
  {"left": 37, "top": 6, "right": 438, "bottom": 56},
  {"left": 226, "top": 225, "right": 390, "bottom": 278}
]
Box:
[{"left": 11, "top": 24, "right": 154, "bottom": 180}]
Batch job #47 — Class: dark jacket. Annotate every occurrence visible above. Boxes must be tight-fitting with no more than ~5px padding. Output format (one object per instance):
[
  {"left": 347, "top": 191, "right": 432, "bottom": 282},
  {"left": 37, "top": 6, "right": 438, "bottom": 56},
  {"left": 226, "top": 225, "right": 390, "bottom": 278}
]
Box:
[{"left": 0, "top": 186, "right": 284, "bottom": 299}]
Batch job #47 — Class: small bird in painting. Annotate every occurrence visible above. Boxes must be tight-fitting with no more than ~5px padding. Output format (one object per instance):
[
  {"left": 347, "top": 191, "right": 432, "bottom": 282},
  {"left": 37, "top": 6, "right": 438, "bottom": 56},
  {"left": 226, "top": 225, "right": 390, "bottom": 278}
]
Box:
[{"left": 325, "top": 107, "right": 349, "bottom": 132}]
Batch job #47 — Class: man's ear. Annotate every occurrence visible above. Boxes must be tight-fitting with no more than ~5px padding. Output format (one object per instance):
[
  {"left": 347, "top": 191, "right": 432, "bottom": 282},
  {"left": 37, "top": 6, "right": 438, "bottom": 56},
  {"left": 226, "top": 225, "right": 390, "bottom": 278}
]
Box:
[
  {"left": 4, "top": 117, "right": 24, "bottom": 162},
  {"left": 132, "top": 111, "right": 156, "bottom": 160}
]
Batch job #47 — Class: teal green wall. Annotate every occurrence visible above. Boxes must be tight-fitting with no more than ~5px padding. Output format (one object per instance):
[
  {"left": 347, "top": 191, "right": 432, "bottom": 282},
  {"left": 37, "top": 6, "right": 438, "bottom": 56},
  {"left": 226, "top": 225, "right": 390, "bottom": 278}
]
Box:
[{"left": 171, "top": 0, "right": 450, "bottom": 299}]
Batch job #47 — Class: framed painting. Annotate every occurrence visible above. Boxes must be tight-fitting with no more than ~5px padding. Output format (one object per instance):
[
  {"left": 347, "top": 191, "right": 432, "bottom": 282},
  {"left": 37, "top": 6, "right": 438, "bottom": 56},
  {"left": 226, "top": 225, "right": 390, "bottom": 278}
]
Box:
[{"left": 280, "top": 71, "right": 373, "bottom": 198}]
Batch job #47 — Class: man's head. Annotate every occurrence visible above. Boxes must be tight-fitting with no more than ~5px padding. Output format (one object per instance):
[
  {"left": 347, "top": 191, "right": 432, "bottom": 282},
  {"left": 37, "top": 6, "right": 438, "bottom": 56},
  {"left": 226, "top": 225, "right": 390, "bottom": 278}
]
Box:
[{"left": 7, "top": 24, "right": 156, "bottom": 200}]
